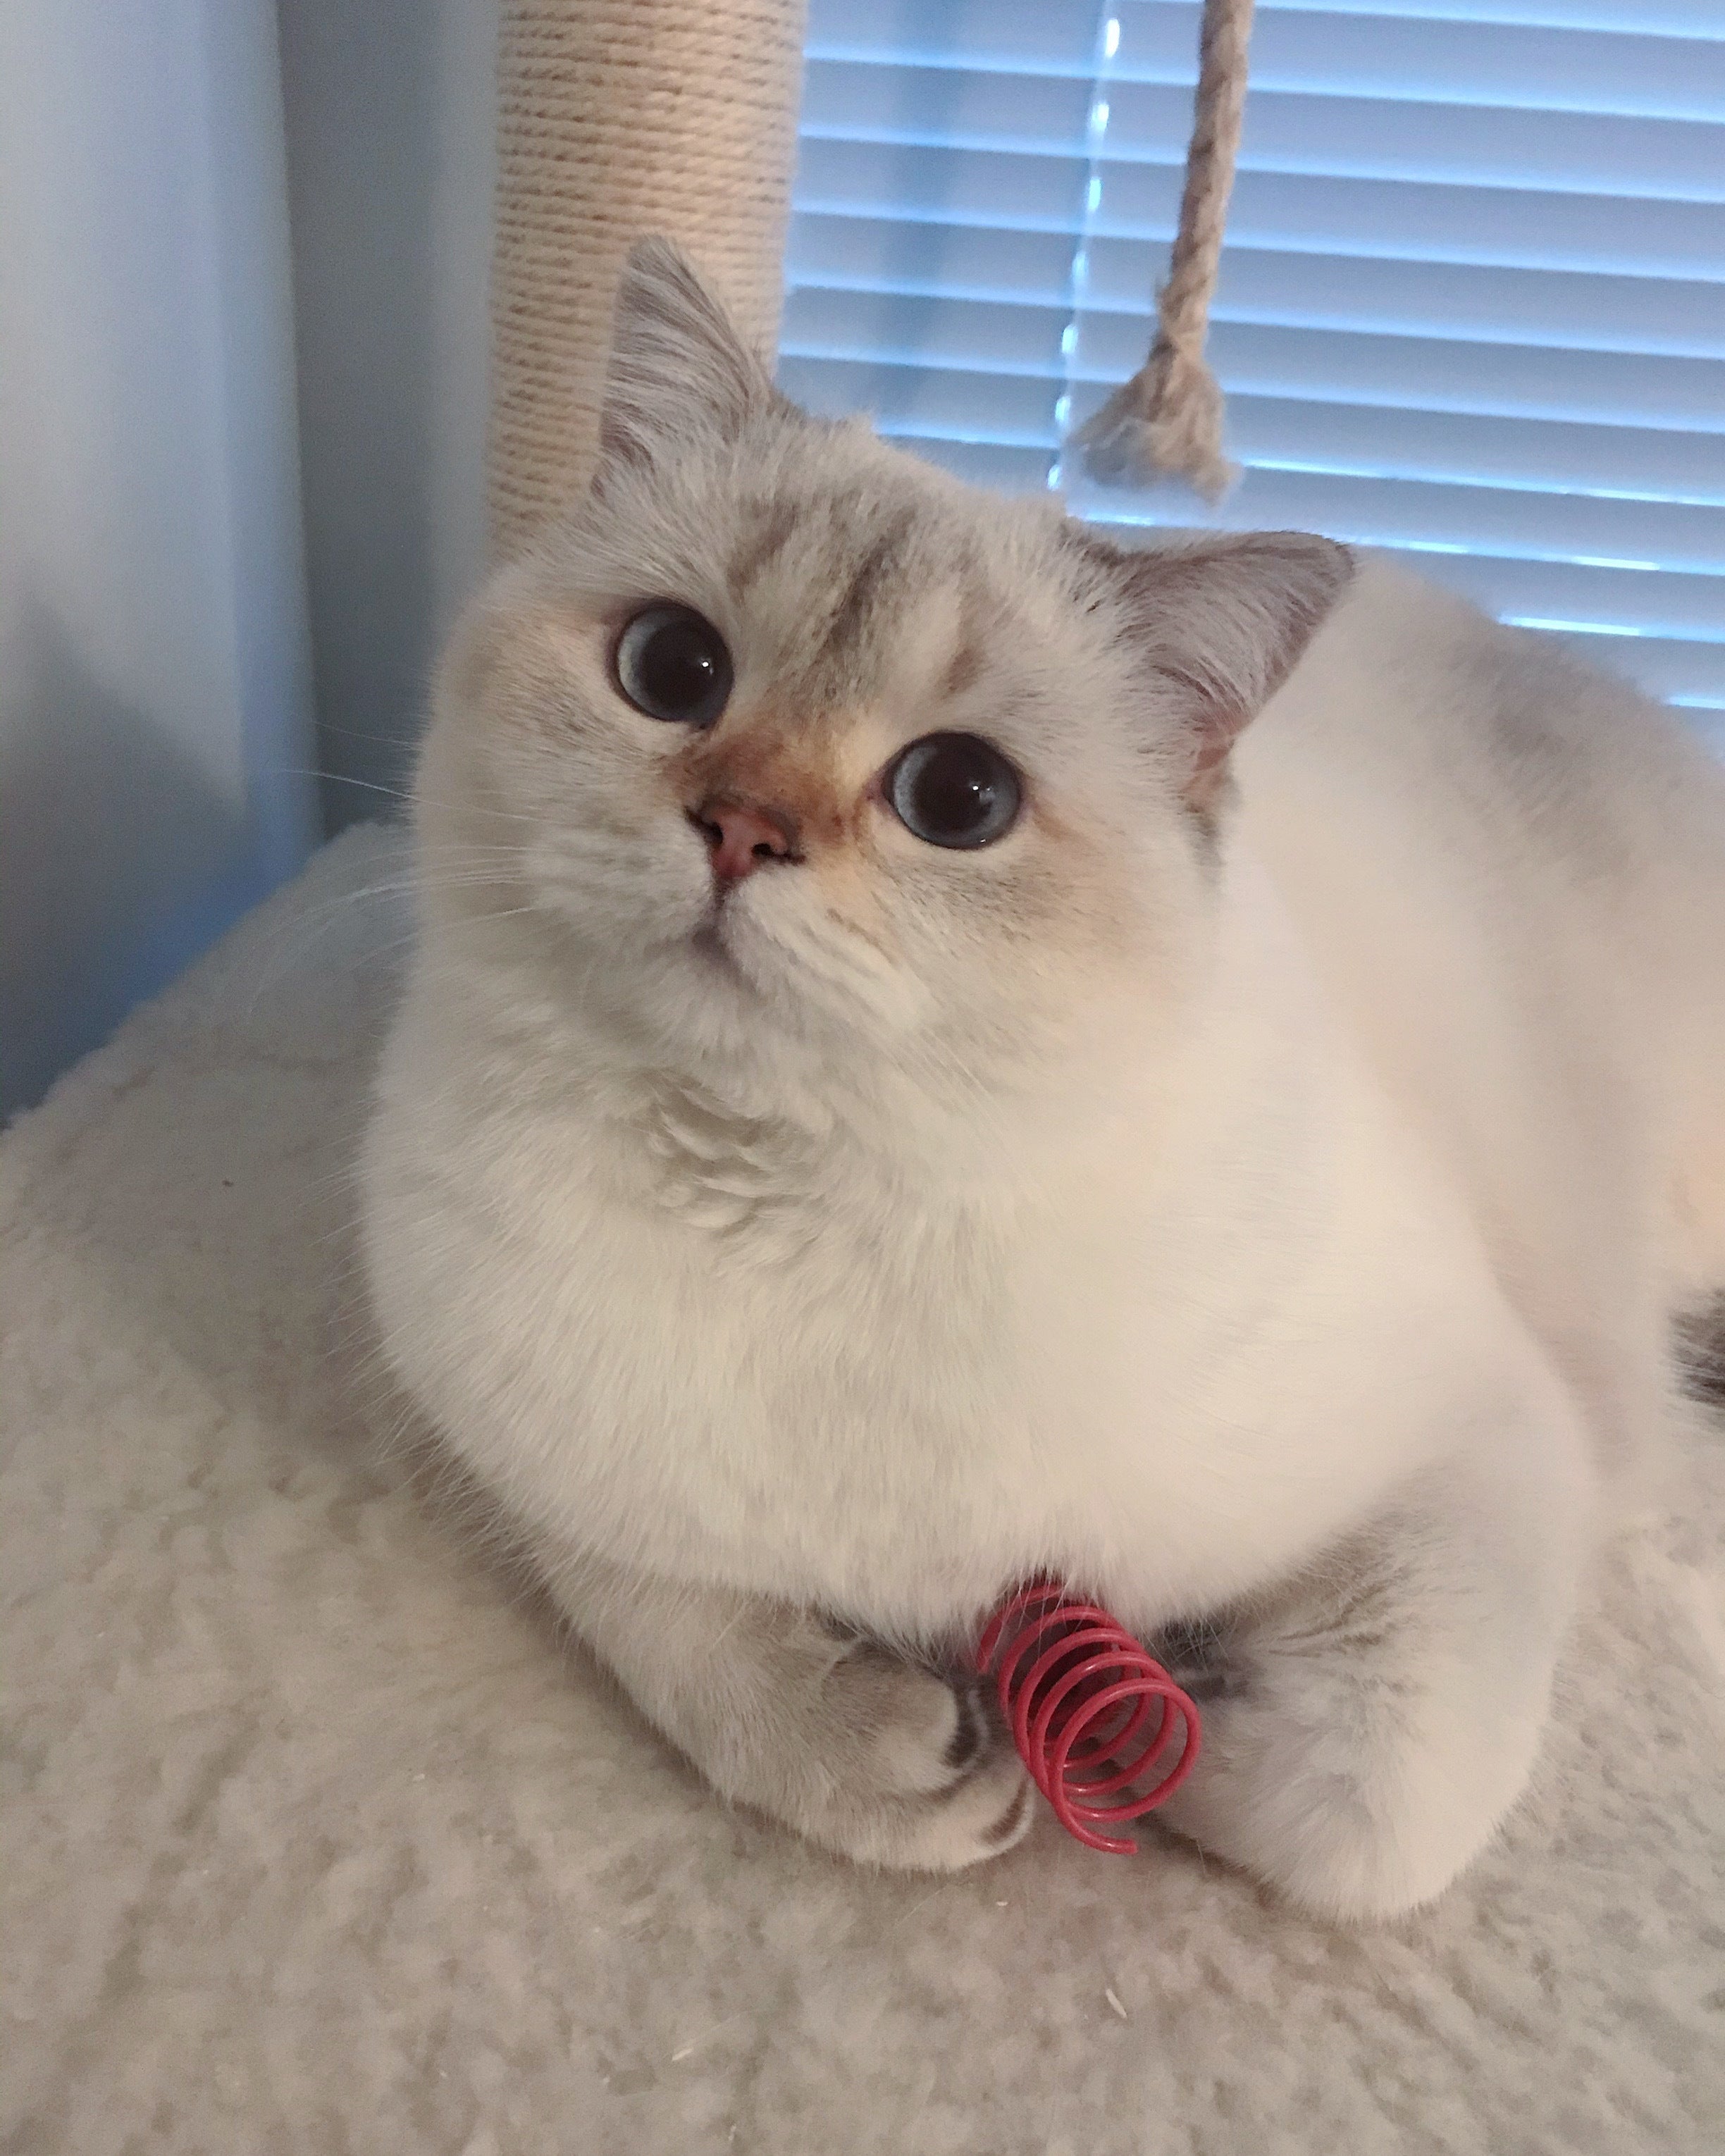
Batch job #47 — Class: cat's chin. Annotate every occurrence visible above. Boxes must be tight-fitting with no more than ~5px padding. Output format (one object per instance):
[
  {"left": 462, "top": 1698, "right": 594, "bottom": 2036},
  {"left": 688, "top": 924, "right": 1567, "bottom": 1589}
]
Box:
[{"left": 672, "top": 908, "right": 882, "bottom": 1067}]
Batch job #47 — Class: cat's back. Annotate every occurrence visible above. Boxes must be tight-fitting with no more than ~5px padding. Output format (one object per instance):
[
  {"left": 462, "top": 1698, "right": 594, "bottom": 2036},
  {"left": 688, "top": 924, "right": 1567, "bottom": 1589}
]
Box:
[
  {"left": 1241, "top": 555, "right": 1723, "bottom": 912},
  {"left": 1237, "top": 554, "right": 1725, "bottom": 1030},
  {"left": 1235, "top": 554, "right": 1725, "bottom": 1320}
]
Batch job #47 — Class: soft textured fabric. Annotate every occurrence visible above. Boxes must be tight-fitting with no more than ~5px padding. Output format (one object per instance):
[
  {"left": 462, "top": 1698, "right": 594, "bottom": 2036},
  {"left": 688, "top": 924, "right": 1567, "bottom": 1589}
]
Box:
[{"left": 4, "top": 822, "right": 1721, "bottom": 2156}]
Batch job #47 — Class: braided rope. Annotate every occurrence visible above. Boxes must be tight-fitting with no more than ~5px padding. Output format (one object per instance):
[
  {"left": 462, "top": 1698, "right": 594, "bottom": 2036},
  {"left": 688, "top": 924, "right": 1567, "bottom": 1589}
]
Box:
[
  {"left": 1073, "top": 0, "right": 1254, "bottom": 502},
  {"left": 488, "top": 0, "right": 808, "bottom": 558}
]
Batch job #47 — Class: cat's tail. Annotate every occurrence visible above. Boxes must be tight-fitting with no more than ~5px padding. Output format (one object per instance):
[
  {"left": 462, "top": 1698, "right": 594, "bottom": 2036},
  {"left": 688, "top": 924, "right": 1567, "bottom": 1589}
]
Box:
[{"left": 1676, "top": 1296, "right": 1725, "bottom": 1411}]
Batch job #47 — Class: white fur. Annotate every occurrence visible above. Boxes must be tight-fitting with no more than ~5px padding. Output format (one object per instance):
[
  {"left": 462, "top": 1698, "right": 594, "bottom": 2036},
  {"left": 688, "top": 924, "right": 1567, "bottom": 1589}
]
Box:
[{"left": 360, "top": 243, "right": 1725, "bottom": 1919}]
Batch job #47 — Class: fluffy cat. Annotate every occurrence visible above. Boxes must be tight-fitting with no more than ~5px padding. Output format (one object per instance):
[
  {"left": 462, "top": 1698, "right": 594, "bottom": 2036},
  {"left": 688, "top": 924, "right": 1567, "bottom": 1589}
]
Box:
[{"left": 359, "top": 239, "right": 1725, "bottom": 1920}]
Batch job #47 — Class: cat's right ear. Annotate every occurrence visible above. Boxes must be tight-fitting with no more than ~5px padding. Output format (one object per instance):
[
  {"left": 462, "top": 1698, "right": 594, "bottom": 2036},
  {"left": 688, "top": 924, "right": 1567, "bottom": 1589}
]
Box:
[
  {"left": 596, "top": 237, "right": 777, "bottom": 469},
  {"left": 1064, "top": 526, "right": 1353, "bottom": 813}
]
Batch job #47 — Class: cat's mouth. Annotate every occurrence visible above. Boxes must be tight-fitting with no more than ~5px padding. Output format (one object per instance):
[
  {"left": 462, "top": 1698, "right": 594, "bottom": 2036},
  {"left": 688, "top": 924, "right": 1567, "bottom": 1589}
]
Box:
[
  {"left": 689, "top": 904, "right": 755, "bottom": 985},
  {"left": 690, "top": 915, "right": 731, "bottom": 967}
]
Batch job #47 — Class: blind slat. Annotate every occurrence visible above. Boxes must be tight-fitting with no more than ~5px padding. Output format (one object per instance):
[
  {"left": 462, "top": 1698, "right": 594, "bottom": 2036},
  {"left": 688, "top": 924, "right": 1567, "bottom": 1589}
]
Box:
[
  {"left": 1084, "top": 466, "right": 1725, "bottom": 605},
  {"left": 788, "top": 215, "right": 1725, "bottom": 360},
  {"left": 781, "top": 286, "right": 1725, "bottom": 431},
  {"left": 797, "top": 140, "right": 1725, "bottom": 282},
  {"left": 1114, "top": 5, "right": 1725, "bottom": 123},
  {"left": 1249, "top": 4, "right": 1721, "bottom": 37},
  {"left": 808, "top": 1, "right": 1725, "bottom": 122},
  {"left": 1081, "top": 390, "right": 1725, "bottom": 510},
  {"left": 803, "top": 62, "right": 1724, "bottom": 205}
]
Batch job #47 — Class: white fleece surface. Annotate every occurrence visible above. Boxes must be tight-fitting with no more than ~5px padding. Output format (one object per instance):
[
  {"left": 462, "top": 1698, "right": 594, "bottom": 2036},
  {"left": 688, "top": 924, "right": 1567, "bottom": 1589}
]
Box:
[{"left": 4, "top": 823, "right": 1722, "bottom": 2156}]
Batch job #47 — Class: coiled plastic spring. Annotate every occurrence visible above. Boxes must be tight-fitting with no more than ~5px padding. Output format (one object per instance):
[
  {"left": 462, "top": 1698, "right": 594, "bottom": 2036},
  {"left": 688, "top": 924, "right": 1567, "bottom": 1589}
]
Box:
[{"left": 975, "top": 1580, "right": 1202, "bottom": 1854}]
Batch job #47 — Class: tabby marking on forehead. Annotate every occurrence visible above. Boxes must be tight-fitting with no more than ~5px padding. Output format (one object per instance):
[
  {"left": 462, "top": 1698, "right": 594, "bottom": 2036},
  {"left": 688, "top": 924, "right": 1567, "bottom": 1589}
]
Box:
[
  {"left": 728, "top": 501, "right": 799, "bottom": 600},
  {"left": 815, "top": 509, "right": 920, "bottom": 674},
  {"left": 941, "top": 582, "right": 992, "bottom": 702}
]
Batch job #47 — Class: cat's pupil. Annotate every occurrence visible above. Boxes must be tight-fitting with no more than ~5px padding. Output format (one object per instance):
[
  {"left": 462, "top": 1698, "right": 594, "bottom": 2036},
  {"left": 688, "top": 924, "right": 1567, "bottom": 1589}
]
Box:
[
  {"left": 887, "top": 733, "right": 1022, "bottom": 850},
  {"left": 639, "top": 619, "right": 719, "bottom": 711},
  {"left": 614, "top": 605, "right": 733, "bottom": 726}
]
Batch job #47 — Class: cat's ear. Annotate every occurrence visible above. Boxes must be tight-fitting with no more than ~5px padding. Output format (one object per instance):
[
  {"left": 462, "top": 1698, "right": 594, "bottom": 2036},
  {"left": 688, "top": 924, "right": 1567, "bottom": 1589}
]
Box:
[
  {"left": 597, "top": 237, "right": 778, "bottom": 468},
  {"left": 1069, "top": 528, "right": 1354, "bottom": 810}
]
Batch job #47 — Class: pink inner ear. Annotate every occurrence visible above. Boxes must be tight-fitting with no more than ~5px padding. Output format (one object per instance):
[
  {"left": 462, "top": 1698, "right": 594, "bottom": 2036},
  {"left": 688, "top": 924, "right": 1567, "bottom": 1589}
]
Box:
[
  {"left": 1193, "top": 717, "right": 1236, "bottom": 773},
  {"left": 1180, "top": 692, "right": 1250, "bottom": 812}
]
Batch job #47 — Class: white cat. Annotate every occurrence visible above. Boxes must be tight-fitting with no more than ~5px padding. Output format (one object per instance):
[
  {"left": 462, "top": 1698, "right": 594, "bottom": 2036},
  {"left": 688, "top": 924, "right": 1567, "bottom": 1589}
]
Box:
[{"left": 359, "top": 239, "right": 1725, "bottom": 1920}]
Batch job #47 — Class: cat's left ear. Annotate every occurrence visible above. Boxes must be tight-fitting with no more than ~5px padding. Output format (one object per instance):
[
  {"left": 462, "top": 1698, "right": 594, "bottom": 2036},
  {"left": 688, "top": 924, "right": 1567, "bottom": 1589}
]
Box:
[
  {"left": 1070, "top": 528, "right": 1354, "bottom": 810},
  {"left": 596, "top": 237, "right": 779, "bottom": 469}
]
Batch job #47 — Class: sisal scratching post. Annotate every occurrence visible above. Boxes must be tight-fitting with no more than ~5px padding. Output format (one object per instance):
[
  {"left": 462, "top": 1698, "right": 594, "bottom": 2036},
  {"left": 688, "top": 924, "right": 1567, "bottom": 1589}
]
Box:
[
  {"left": 488, "top": 0, "right": 809, "bottom": 557},
  {"left": 1074, "top": 0, "right": 1254, "bottom": 502}
]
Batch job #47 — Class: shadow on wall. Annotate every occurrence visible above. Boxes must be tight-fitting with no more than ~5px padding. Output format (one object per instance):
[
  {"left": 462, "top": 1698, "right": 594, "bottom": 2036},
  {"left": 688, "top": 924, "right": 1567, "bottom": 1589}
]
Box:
[
  {"left": 0, "top": 605, "right": 295, "bottom": 1121},
  {"left": 276, "top": 0, "right": 495, "bottom": 835}
]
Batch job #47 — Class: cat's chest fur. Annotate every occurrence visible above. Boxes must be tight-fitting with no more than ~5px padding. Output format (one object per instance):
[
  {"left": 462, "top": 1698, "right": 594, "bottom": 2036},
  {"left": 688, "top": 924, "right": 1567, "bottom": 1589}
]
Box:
[
  {"left": 363, "top": 982, "right": 1506, "bottom": 1639},
  {"left": 369, "top": 1034, "right": 1044, "bottom": 1615}
]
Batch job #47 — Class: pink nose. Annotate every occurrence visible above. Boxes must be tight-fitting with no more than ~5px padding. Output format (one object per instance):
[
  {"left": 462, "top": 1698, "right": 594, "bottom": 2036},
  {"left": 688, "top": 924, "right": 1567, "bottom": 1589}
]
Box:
[{"left": 689, "top": 798, "right": 800, "bottom": 881}]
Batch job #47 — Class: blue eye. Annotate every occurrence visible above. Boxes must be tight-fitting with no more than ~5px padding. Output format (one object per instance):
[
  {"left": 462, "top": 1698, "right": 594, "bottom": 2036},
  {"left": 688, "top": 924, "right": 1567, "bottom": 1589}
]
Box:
[
  {"left": 614, "top": 605, "right": 733, "bottom": 726},
  {"left": 886, "top": 733, "right": 1022, "bottom": 848}
]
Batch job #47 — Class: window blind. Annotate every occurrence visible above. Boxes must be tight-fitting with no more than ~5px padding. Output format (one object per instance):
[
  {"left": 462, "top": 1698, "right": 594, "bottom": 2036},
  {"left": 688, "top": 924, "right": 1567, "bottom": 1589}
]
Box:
[{"left": 778, "top": 0, "right": 1725, "bottom": 745}]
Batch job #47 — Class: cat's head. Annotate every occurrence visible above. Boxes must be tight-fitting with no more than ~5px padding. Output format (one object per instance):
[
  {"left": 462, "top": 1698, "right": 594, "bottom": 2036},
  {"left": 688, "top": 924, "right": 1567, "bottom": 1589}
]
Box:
[{"left": 419, "top": 239, "right": 1350, "bottom": 1118}]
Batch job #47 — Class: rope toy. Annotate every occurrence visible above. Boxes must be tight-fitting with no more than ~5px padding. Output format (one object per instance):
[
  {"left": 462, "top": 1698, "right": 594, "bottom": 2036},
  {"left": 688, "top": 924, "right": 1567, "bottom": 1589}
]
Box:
[
  {"left": 977, "top": 1581, "right": 1202, "bottom": 1853},
  {"left": 1072, "top": 0, "right": 1255, "bottom": 502}
]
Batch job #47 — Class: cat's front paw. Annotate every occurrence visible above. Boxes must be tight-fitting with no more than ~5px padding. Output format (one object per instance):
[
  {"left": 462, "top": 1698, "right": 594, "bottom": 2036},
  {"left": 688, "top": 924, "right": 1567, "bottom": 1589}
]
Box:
[
  {"left": 553, "top": 1559, "right": 1037, "bottom": 1874},
  {"left": 1149, "top": 1626, "right": 1542, "bottom": 1923},
  {"left": 786, "top": 1638, "right": 1034, "bottom": 1872}
]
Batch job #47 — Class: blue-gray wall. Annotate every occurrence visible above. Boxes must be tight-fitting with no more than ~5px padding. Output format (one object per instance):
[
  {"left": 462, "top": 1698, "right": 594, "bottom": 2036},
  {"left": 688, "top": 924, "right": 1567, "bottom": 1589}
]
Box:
[{"left": 0, "top": 1, "right": 319, "bottom": 1120}]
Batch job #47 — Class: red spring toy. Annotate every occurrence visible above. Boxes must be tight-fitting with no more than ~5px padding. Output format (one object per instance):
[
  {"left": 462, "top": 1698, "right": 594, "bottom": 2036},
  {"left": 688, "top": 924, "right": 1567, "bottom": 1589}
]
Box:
[{"left": 975, "top": 1580, "right": 1202, "bottom": 1854}]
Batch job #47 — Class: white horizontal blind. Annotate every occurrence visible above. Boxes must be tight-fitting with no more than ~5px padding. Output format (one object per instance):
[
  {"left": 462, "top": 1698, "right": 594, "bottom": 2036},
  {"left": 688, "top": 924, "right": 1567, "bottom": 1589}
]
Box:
[{"left": 778, "top": 0, "right": 1725, "bottom": 743}]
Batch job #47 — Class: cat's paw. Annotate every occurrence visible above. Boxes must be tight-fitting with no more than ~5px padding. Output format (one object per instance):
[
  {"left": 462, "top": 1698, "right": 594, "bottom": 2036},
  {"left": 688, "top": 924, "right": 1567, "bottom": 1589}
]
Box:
[
  {"left": 1149, "top": 1631, "right": 1537, "bottom": 1923},
  {"left": 1154, "top": 1722, "right": 1492, "bottom": 1923},
  {"left": 788, "top": 1639, "right": 1034, "bottom": 1872}
]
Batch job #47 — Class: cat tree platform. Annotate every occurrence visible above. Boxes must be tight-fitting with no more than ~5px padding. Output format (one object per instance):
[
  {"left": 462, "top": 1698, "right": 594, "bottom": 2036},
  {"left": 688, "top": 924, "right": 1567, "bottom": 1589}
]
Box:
[{"left": 4, "top": 822, "right": 1721, "bottom": 2154}]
